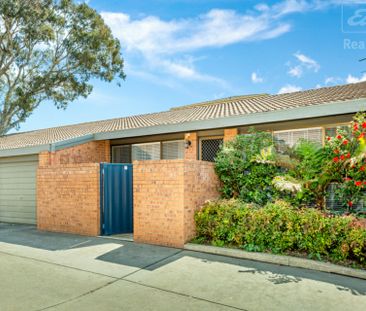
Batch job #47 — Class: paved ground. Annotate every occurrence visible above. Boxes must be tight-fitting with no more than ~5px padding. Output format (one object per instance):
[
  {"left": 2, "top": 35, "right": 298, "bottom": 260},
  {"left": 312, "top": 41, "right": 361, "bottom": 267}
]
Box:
[{"left": 0, "top": 223, "right": 366, "bottom": 311}]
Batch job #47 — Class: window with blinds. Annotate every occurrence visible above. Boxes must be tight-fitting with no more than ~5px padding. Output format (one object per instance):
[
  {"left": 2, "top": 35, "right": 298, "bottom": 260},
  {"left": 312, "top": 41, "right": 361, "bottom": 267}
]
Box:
[
  {"left": 112, "top": 145, "right": 131, "bottom": 163},
  {"left": 132, "top": 142, "right": 161, "bottom": 161},
  {"left": 162, "top": 140, "right": 184, "bottom": 159},
  {"left": 274, "top": 128, "right": 323, "bottom": 147},
  {"left": 200, "top": 138, "right": 223, "bottom": 162}
]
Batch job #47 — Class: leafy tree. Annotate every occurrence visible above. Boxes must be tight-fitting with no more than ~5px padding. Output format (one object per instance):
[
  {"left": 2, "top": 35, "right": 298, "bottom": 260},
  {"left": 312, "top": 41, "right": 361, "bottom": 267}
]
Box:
[{"left": 0, "top": 0, "right": 125, "bottom": 134}]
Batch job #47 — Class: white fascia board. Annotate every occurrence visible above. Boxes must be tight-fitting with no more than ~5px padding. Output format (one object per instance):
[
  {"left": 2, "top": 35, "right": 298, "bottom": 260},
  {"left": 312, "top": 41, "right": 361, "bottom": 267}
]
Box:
[{"left": 0, "top": 144, "right": 51, "bottom": 158}]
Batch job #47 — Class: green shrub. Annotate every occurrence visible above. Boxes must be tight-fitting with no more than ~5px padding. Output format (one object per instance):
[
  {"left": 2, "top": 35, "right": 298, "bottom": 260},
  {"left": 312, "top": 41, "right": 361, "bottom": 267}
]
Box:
[
  {"left": 194, "top": 199, "right": 366, "bottom": 266},
  {"left": 215, "top": 129, "right": 279, "bottom": 205},
  {"left": 324, "top": 113, "right": 366, "bottom": 210}
]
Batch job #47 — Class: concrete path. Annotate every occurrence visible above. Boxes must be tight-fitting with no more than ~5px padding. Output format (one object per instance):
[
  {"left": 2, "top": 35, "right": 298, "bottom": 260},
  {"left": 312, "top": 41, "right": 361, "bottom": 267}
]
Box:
[{"left": 0, "top": 223, "right": 365, "bottom": 311}]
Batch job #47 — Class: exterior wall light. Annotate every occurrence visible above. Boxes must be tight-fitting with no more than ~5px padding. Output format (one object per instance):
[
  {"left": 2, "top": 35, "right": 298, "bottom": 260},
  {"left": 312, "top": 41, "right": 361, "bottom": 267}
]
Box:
[{"left": 184, "top": 140, "right": 192, "bottom": 149}]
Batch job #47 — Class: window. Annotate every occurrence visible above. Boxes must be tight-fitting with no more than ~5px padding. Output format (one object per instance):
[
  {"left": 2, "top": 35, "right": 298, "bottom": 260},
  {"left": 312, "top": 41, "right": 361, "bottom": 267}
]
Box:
[
  {"left": 325, "top": 125, "right": 350, "bottom": 138},
  {"left": 200, "top": 138, "right": 223, "bottom": 162},
  {"left": 274, "top": 128, "right": 323, "bottom": 148},
  {"left": 132, "top": 142, "right": 161, "bottom": 161},
  {"left": 112, "top": 145, "right": 131, "bottom": 163},
  {"left": 162, "top": 140, "right": 185, "bottom": 159},
  {"left": 112, "top": 140, "right": 185, "bottom": 162}
]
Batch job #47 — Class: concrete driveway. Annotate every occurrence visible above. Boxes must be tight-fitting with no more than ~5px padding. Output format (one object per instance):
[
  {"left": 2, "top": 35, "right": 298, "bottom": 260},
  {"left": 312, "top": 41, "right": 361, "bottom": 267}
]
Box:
[{"left": 0, "top": 223, "right": 365, "bottom": 311}]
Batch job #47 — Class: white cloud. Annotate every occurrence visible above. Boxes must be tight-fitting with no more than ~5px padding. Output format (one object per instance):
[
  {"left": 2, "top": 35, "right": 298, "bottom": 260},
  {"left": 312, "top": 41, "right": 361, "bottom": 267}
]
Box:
[
  {"left": 271, "top": 0, "right": 311, "bottom": 17},
  {"left": 325, "top": 77, "right": 337, "bottom": 85},
  {"left": 288, "top": 52, "right": 319, "bottom": 78},
  {"left": 346, "top": 73, "right": 366, "bottom": 84},
  {"left": 100, "top": 1, "right": 349, "bottom": 89},
  {"left": 324, "top": 76, "right": 343, "bottom": 85},
  {"left": 316, "top": 74, "right": 365, "bottom": 89},
  {"left": 251, "top": 72, "right": 264, "bottom": 83},
  {"left": 101, "top": 8, "right": 293, "bottom": 56},
  {"left": 288, "top": 65, "right": 303, "bottom": 78},
  {"left": 294, "top": 52, "right": 320, "bottom": 72},
  {"left": 101, "top": 2, "right": 302, "bottom": 88},
  {"left": 278, "top": 84, "right": 303, "bottom": 94}
]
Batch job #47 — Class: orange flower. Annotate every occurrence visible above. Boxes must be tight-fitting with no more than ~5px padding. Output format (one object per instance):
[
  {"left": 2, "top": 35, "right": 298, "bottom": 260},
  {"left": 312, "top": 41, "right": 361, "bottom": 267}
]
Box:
[
  {"left": 348, "top": 201, "right": 353, "bottom": 207},
  {"left": 342, "top": 140, "right": 349, "bottom": 145},
  {"left": 362, "top": 122, "right": 366, "bottom": 129},
  {"left": 336, "top": 135, "right": 342, "bottom": 139},
  {"left": 346, "top": 152, "right": 351, "bottom": 158},
  {"left": 327, "top": 136, "right": 331, "bottom": 141},
  {"left": 360, "top": 166, "right": 365, "bottom": 171},
  {"left": 333, "top": 156, "right": 339, "bottom": 163},
  {"left": 334, "top": 149, "right": 339, "bottom": 154}
]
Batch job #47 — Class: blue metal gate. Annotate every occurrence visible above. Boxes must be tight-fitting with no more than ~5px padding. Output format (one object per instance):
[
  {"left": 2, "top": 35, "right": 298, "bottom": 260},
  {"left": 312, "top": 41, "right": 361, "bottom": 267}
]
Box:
[{"left": 100, "top": 163, "right": 133, "bottom": 235}]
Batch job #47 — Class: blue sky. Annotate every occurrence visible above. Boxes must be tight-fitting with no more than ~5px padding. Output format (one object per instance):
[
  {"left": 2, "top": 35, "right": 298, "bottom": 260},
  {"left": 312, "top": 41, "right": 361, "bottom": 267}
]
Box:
[{"left": 18, "top": 0, "right": 366, "bottom": 132}]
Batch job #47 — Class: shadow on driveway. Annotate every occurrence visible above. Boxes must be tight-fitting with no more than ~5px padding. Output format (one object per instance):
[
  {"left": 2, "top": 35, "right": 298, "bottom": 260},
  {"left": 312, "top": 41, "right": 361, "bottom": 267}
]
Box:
[
  {"left": 1, "top": 223, "right": 366, "bottom": 296},
  {"left": 0, "top": 223, "right": 102, "bottom": 251}
]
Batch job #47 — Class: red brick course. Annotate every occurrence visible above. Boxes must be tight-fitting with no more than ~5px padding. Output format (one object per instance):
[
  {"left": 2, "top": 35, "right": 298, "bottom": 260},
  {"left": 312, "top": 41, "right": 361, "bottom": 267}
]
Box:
[
  {"left": 224, "top": 128, "right": 238, "bottom": 142},
  {"left": 39, "top": 140, "right": 110, "bottom": 167},
  {"left": 184, "top": 132, "right": 198, "bottom": 160},
  {"left": 37, "top": 139, "right": 220, "bottom": 245},
  {"left": 133, "top": 160, "right": 220, "bottom": 247},
  {"left": 37, "top": 163, "right": 100, "bottom": 236},
  {"left": 183, "top": 161, "right": 220, "bottom": 243},
  {"left": 37, "top": 140, "right": 110, "bottom": 236}
]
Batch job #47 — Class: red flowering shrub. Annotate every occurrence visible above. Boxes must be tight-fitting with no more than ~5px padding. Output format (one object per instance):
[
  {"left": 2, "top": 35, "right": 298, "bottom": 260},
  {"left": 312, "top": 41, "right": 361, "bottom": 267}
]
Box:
[{"left": 325, "top": 112, "right": 366, "bottom": 210}]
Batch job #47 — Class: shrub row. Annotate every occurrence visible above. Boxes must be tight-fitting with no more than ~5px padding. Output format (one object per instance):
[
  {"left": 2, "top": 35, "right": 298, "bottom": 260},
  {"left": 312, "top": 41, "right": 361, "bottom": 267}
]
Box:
[{"left": 194, "top": 199, "right": 366, "bottom": 266}]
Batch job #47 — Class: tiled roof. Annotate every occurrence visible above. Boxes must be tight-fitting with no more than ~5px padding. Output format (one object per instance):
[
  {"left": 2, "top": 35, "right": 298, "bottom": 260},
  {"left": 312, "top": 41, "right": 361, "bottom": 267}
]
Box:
[{"left": 1, "top": 82, "right": 366, "bottom": 151}]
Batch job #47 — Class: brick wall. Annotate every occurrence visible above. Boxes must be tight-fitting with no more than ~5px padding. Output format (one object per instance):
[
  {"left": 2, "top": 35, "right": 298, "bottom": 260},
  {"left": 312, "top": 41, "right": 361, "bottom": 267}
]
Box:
[
  {"left": 183, "top": 161, "right": 220, "bottom": 242},
  {"left": 37, "top": 140, "right": 110, "bottom": 236},
  {"left": 37, "top": 163, "right": 100, "bottom": 236},
  {"left": 184, "top": 132, "right": 198, "bottom": 160},
  {"left": 133, "top": 160, "right": 220, "bottom": 247},
  {"left": 39, "top": 140, "right": 110, "bottom": 167},
  {"left": 224, "top": 128, "right": 238, "bottom": 142}
]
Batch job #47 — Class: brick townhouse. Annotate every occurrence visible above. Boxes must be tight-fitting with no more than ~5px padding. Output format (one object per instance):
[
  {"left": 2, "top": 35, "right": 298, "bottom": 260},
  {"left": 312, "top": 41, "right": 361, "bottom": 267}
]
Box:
[{"left": 0, "top": 82, "right": 366, "bottom": 247}]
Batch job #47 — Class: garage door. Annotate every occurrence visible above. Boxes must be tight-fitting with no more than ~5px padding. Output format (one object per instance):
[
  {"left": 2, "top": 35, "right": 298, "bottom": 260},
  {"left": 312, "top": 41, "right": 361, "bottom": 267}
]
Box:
[{"left": 0, "top": 155, "right": 38, "bottom": 224}]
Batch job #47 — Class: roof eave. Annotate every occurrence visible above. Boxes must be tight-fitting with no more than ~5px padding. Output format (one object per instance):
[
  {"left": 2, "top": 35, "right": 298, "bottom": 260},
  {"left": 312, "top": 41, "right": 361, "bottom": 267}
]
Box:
[
  {"left": 0, "top": 144, "right": 52, "bottom": 158},
  {"left": 0, "top": 134, "right": 95, "bottom": 158},
  {"left": 94, "top": 98, "right": 366, "bottom": 140},
  {"left": 1, "top": 97, "right": 365, "bottom": 158}
]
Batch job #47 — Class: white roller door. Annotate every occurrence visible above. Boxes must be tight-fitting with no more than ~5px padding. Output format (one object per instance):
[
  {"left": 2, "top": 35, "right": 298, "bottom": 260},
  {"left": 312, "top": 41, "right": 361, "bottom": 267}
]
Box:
[{"left": 0, "top": 155, "right": 38, "bottom": 224}]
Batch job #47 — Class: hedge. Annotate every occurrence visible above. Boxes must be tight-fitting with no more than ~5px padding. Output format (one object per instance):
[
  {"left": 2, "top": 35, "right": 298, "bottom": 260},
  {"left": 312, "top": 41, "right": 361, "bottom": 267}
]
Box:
[{"left": 194, "top": 200, "right": 366, "bottom": 267}]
